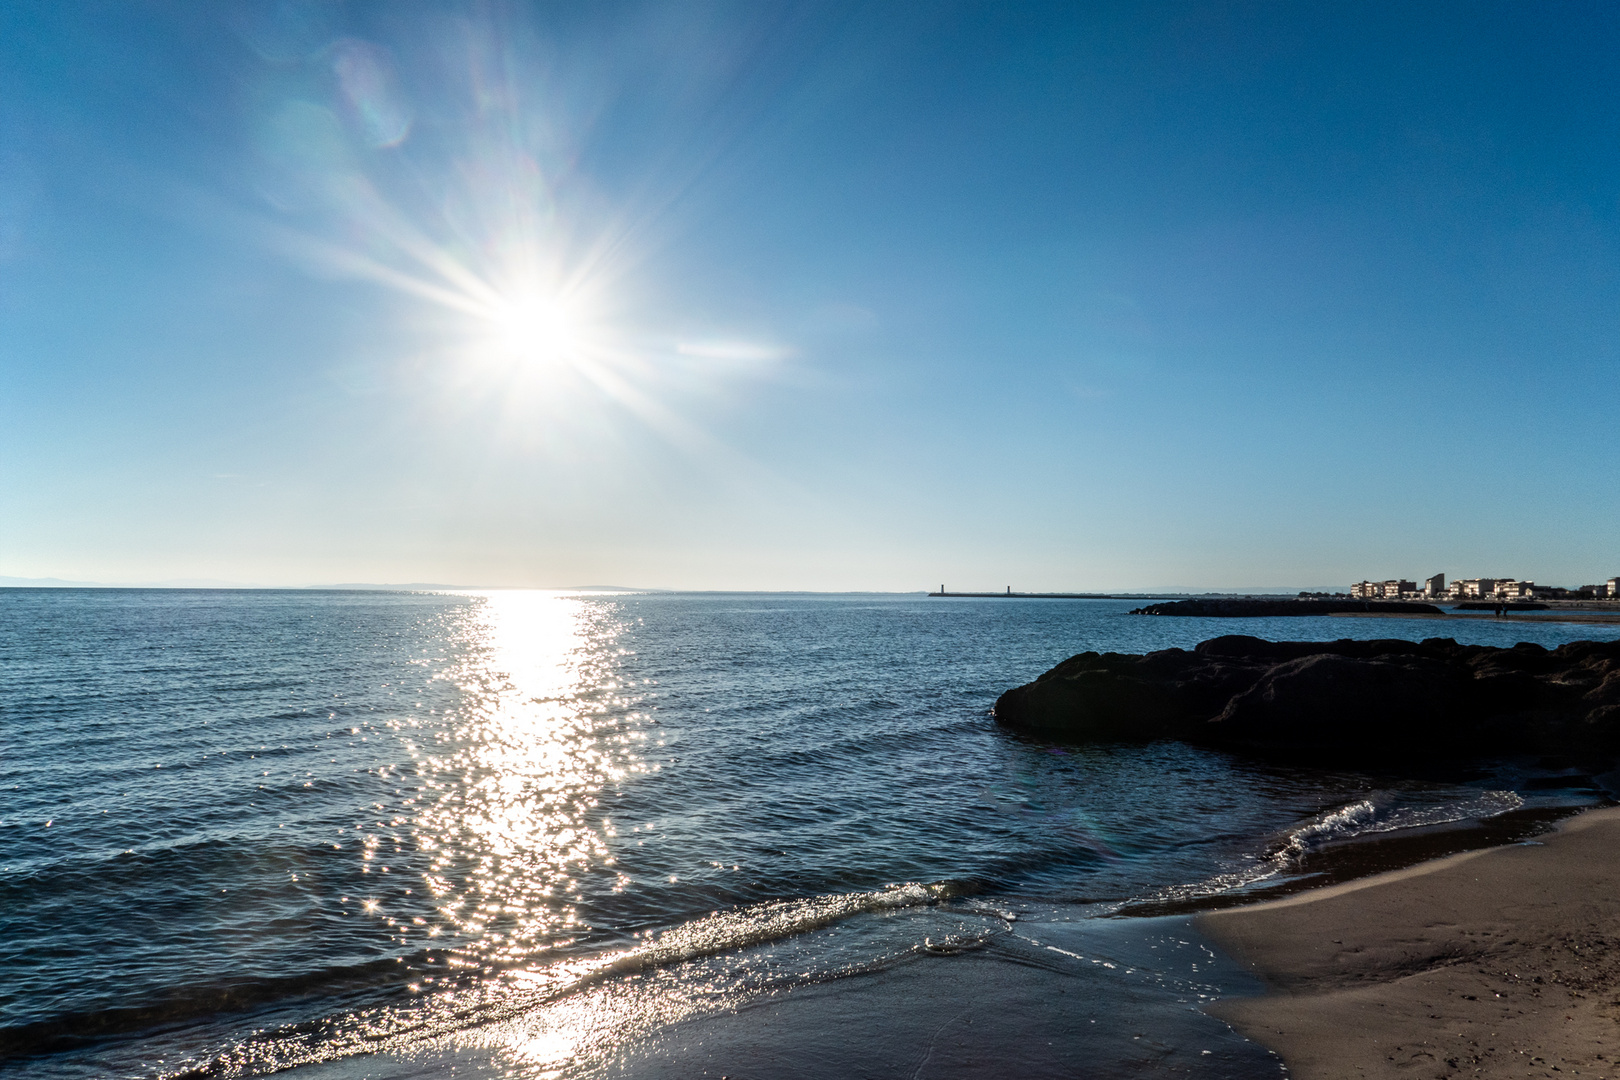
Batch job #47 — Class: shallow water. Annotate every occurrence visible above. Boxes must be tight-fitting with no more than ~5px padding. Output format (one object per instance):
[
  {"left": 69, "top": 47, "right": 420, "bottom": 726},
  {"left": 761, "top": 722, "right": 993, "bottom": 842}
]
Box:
[{"left": 1, "top": 590, "right": 1614, "bottom": 1077}]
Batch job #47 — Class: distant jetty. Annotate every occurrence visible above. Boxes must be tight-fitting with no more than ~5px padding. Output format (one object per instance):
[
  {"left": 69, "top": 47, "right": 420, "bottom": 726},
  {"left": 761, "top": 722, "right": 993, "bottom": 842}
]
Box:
[
  {"left": 1132, "top": 598, "right": 1444, "bottom": 617},
  {"left": 929, "top": 588, "right": 1122, "bottom": 600}
]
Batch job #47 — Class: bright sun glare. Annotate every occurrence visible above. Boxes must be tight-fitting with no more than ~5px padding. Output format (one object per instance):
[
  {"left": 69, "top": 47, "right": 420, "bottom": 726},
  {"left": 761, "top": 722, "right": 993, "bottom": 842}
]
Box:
[
  {"left": 258, "top": 22, "right": 776, "bottom": 448},
  {"left": 488, "top": 291, "right": 585, "bottom": 367}
]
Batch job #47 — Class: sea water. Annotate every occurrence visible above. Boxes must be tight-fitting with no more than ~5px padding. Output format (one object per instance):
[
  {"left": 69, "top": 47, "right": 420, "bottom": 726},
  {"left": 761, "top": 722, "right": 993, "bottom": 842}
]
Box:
[{"left": 2, "top": 589, "right": 1615, "bottom": 1078}]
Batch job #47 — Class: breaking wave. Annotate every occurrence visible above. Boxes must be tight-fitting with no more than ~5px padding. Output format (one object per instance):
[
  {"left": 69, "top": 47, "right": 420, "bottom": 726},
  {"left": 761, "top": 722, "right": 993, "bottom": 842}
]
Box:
[
  {"left": 1274, "top": 790, "right": 1525, "bottom": 862},
  {"left": 1125, "top": 789, "right": 1530, "bottom": 912},
  {"left": 159, "top": 881, "right": 960, "bottom": 1078},
  {"left": 600, "top": 880, "right": 957, "bottom": 977}
]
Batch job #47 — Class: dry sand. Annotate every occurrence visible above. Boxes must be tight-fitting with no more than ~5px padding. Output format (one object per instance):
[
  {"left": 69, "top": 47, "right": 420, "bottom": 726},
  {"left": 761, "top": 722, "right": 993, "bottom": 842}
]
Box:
[{"left": 1200, "top": 806, "right": 1620, "bottom": 1079}]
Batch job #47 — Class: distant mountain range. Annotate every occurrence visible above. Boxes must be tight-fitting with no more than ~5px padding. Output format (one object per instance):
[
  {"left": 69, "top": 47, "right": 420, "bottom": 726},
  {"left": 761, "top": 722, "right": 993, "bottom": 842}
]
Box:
[{"left": 0, "top": 576, "right": 279, "bottom": 588}]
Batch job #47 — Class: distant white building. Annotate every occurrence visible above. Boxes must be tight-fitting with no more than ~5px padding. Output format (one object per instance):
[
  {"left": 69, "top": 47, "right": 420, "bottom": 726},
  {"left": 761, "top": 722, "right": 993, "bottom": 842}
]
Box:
[
  {"left": 1358, "top": 572, "right": 1613, "bottom": 600},
  {"left": 1350, "top": 579, "right": 1418, "bottom": 600}
]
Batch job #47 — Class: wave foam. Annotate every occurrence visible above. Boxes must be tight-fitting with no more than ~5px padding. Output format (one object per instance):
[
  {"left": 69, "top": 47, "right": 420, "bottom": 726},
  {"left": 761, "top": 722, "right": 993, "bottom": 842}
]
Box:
[
  {"left": 1275, "top": 790, "right": 1525, "bottom": 863},
  {"left": 1125, "top": 789, "right": 1529, "bottom": 913},
  {"left": 603, "top": 880, "right": 955, "bottom": 977},
  {"left": 160, "top": 881, "right": 959, "bottom": 1078}
]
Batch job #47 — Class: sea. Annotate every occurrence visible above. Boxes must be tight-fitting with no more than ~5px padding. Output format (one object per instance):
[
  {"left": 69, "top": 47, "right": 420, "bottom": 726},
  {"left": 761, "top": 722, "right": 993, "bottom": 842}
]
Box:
[{"left": 3, "top": 589, "right": 1618, "bottom": 1079}]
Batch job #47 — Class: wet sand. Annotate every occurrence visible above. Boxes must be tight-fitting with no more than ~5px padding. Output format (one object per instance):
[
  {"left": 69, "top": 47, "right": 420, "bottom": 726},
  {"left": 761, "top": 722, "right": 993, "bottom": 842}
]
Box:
[
  {"left": 1199, "top": 806, "right": 1620, "bottom": 1078},
  {"left": 290, "top": 911, "right": 1284, "bottom": 1079}
]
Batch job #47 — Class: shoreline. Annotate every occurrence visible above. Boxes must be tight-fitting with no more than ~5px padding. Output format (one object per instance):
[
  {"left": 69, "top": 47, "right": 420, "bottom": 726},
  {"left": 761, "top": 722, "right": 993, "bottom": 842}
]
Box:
[
  {"left": 1327, "top": 609, "right": 1620, "bottom": 625},
  {"left": 1199, "top": 804, "right": 1620, "bottom": 1078}
]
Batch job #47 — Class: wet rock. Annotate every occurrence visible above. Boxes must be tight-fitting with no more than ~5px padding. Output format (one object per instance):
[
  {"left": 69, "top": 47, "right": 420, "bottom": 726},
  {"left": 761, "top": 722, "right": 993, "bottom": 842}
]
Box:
[
  {"left": 1130, "top": 599, "right": 1445, "bottom": 617},
  {"left": 993, "top": 636, "right": 1620, "bottom": 763}
]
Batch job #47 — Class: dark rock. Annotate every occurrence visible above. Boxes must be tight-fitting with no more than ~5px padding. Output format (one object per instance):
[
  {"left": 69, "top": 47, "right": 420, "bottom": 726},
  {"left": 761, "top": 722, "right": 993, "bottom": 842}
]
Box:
[
  {"left": 1130, "top": 599, "right": 1445, "bottom": 617},
  {"left": 992, "top": 635, "right": 1620, "bottom": 763}
]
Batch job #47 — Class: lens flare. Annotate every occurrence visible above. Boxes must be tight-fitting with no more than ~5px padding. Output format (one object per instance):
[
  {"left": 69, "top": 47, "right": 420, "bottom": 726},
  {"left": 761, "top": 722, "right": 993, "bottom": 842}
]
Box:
[{"left": 241, "top": 12, "right": 795, "bottom": 468}]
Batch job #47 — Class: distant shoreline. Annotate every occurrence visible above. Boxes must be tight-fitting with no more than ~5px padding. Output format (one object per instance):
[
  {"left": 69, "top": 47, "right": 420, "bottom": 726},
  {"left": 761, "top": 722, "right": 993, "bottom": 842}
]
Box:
[
  {"left": 1131, "top": 595, "right": 1620, "bottom": 623},
  {"left": 1329, "top": 608, "right": 1620, "bottom": 625}
]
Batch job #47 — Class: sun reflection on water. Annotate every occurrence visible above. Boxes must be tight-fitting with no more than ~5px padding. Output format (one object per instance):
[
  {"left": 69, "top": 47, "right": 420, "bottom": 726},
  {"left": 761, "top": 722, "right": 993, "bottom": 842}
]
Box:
[{"left": 410, "top": 591, "right": 644, "bottom": 968}]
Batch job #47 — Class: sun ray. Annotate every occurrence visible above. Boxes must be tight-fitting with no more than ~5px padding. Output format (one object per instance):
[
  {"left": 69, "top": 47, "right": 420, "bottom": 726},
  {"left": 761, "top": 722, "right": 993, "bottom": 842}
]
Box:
[{"left": 236, "top": 10, "right": 800, "bottom": 481}]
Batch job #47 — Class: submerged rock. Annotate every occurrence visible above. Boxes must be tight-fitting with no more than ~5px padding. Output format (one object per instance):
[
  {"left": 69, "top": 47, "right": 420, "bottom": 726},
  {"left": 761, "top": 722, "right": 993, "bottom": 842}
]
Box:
[{"left": 993, "top": 636, "right": 1620, "bottom": 762}]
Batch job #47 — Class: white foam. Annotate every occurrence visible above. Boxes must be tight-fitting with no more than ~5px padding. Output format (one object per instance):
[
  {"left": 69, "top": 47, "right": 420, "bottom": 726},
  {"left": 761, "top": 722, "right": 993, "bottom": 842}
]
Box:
[
  {"left": 602, "top": 881, "right": 955, "bottom": 976},
  {"left": 1129, "top": 789, "right": 1528, "bottom": 910},
  {"left": 1275, "top": 790, "right": 1525, "bottom": 863}
]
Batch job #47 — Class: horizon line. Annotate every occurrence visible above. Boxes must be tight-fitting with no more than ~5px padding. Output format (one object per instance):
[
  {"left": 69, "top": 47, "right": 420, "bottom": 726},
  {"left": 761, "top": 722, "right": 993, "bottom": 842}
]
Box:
[{"left": 0, "top": 577, "right": 1357, "bottom": 596}]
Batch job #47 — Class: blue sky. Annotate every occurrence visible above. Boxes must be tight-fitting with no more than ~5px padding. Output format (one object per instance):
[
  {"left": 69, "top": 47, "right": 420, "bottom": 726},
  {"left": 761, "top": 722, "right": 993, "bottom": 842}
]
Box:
[{"left": 1, "top": 1, "right": 1616, "bottom": 590}]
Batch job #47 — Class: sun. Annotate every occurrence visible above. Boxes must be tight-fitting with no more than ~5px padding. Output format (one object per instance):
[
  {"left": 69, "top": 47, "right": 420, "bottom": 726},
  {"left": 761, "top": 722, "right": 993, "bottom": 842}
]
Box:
[{"left": 486, "top": 290, "right": 586, "bottom": 368}]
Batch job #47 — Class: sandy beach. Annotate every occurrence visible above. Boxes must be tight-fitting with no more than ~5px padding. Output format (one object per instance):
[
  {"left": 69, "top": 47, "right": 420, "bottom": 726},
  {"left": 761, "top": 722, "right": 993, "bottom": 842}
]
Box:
[{"left": 1200, "top": 806, "right": 1620, "bottom": 1078}]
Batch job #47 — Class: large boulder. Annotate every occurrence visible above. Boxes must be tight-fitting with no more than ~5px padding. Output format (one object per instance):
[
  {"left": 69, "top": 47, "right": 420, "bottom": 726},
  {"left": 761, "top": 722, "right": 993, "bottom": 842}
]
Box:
[{"left": 993, "top": 636, "right": 1620, "bottom": 763}]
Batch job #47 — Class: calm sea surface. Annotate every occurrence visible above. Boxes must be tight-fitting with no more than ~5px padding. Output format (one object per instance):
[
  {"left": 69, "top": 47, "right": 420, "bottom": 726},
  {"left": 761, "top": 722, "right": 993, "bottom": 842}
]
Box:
[{"left": 3, "top": 590, "right": 1616, "bottom": 1078}]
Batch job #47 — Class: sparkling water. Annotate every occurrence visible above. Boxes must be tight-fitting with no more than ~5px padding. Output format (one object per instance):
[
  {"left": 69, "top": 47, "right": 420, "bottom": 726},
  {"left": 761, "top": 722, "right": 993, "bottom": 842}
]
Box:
[{"left": 2, "top": 589, "right": 1613, "bottom": 1077}]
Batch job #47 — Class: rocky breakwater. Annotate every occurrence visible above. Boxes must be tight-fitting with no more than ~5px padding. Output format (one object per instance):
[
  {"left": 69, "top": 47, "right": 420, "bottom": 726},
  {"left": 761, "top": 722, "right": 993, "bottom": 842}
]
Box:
[
  {"left": 993, "top": 636, "right": 1620, "bottom": 763},
  {"left": 1131, "top": 598, "right": 1444, "bottom": 617}
]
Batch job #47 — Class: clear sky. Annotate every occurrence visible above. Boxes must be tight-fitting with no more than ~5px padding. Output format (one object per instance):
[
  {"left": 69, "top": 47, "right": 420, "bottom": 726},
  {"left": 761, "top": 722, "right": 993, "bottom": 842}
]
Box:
[{"left": 1, "top": 1, "right": 1617, "bottom": 591}]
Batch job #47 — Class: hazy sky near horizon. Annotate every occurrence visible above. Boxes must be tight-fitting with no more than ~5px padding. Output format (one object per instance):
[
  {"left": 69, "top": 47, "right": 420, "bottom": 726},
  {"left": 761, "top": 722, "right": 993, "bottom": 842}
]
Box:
[{"left": 2, "top": 1, "right": 1617, "bottom": 590}]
